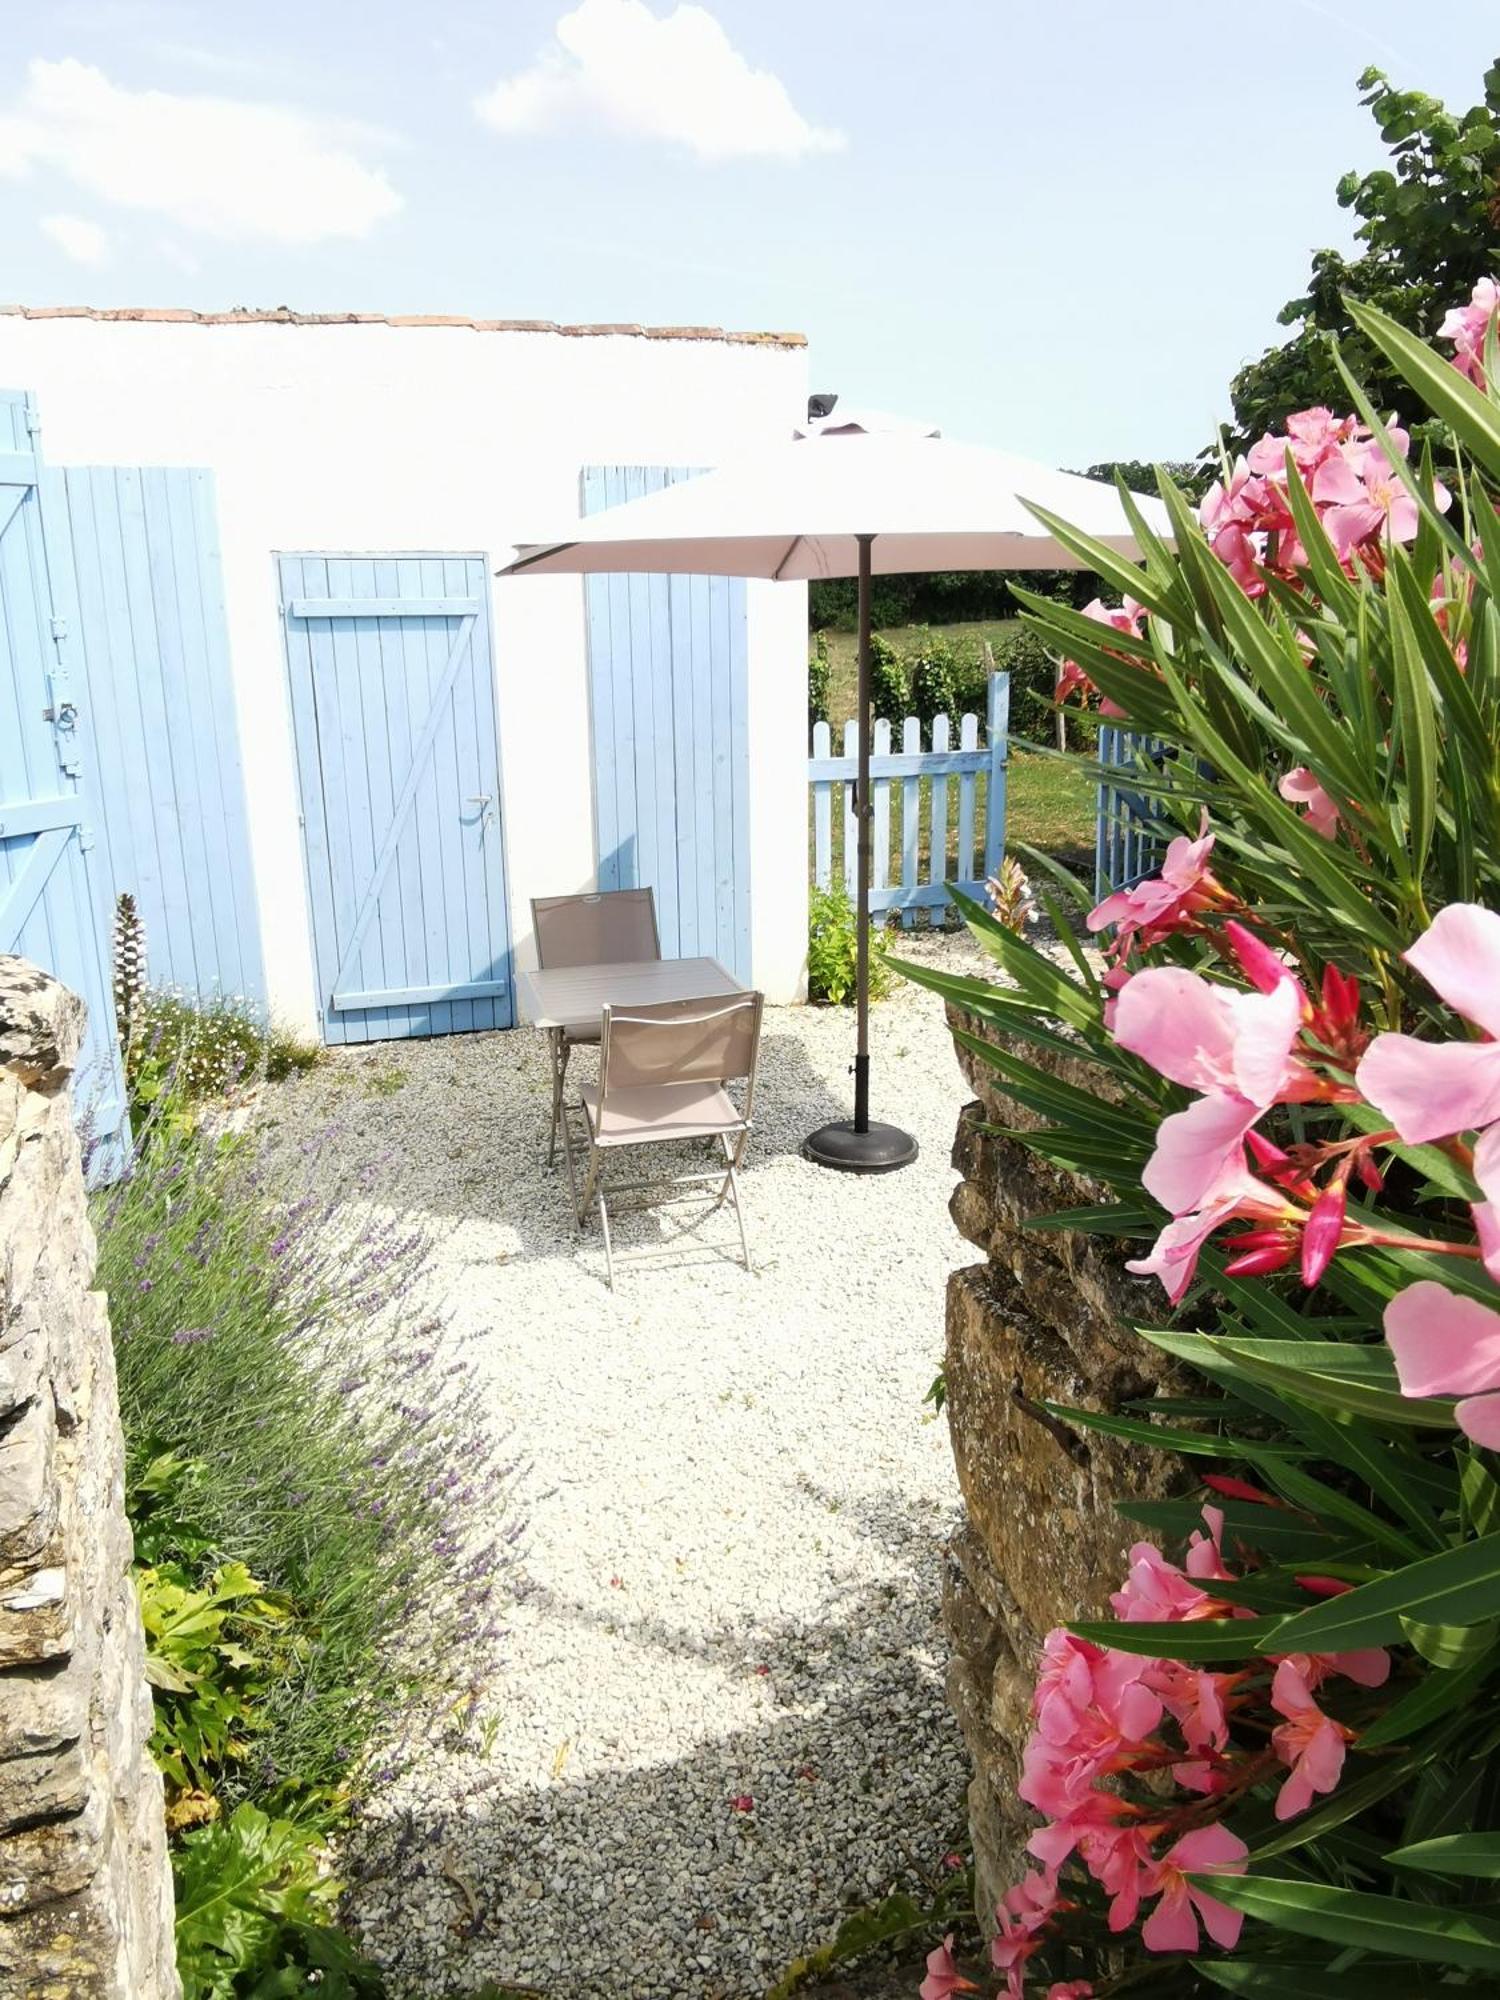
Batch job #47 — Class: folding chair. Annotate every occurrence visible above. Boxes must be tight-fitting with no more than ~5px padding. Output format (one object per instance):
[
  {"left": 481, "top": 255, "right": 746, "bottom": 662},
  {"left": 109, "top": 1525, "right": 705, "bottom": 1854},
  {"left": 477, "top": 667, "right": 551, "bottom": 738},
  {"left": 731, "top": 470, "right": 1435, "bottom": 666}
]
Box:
[
  {"left": 531, "top": 888, "right": 660, "bottom": 1164},
  {"left": 561, "top": 990, "right": 764, "bottom": 1289}
]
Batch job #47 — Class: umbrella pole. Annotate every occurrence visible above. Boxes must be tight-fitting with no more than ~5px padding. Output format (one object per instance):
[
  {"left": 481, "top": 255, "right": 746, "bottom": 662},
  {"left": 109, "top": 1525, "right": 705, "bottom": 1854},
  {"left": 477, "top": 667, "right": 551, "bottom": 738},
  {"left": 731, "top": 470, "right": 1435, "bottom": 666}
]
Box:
[
  {"left": 803, "top": 534, "right": 918, "bottom": 1175},
  {"left": 853, "top": 534, "right": 873, "bottom": 1132}
]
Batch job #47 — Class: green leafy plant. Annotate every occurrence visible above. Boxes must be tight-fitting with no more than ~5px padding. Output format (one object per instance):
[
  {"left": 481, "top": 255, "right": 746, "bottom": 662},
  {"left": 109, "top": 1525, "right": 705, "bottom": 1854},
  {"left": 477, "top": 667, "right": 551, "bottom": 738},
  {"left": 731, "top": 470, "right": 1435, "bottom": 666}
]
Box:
[
  {"left": 868, "top": 631, "right": 909, "bottom": 722},
  {"left": 1230, "top": 59, "right": 1500, "bottom": 445},
  {"left": 138, "top": 1559, "right": 296, "bottom": 1820},
  {"left": 173, "top": 1803, "right": 384, "bottom": 2000},
  {"left": 905, "top": 627, "right": 958, "bottom": 728},
  {"left": 123, "top": 987, "right": 322, "bottom": 1131},
  {"left": 896, "top": 287, "right": 1500, "bottom": 1990},
  {"left": 807, "top": 883, "right": 893, "bottom": 1006},
  {"left": 809, "top": 630, "right": 832, "bottom": 727}
]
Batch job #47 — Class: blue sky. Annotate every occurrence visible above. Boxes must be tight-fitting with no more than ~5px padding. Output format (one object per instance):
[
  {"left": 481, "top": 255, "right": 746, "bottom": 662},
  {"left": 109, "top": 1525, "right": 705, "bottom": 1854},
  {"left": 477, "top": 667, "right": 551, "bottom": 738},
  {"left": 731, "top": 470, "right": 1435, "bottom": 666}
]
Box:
[{"left": 2, "top": 0, "right": 1497, "bottom": 464}]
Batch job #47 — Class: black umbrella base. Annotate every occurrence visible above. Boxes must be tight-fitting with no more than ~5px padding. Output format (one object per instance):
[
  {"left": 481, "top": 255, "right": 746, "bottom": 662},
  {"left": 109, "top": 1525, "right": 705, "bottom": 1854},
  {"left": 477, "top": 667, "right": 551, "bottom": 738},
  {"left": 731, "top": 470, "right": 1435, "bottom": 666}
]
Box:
[{"left": 803, "top": 1119, "right": 919, "bottom": 1174}]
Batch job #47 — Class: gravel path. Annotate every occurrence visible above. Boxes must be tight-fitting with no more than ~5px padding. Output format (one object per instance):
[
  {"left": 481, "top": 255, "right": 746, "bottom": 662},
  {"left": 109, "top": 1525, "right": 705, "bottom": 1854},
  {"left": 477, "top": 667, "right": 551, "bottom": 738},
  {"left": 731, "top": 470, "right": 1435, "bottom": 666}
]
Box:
[{"left": 261, "top": 935, "right": 986, "bottom": 1999}]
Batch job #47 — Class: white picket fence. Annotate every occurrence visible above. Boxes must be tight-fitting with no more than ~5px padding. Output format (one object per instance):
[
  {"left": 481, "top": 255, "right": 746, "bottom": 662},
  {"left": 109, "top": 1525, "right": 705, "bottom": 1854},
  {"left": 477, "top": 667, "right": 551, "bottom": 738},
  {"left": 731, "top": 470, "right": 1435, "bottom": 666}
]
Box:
[{"left": 808, "top": 672, "right": 1010, "bottom": 921}]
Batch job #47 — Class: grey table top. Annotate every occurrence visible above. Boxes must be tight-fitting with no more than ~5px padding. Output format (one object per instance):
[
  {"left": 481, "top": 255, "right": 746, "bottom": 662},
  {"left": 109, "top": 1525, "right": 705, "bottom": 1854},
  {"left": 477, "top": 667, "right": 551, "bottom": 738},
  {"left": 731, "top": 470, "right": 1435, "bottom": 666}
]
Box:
[{"left": 516, "top": 955, "right": 740, "bottom": 1035}]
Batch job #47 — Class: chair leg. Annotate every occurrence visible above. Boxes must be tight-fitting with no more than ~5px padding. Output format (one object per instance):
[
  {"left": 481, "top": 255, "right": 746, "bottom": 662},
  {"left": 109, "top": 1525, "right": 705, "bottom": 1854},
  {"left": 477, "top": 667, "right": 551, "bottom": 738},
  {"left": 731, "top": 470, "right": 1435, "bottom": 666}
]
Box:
[
  {"left": 546, "top": 1031, "right": 570, "bottom": 1166},
  {"left": 561, "top": 1098, "right": 588, "bottom": 1227},
  {"left": 725, "top": 1160, "right": 751, "bottom": 1273},
  {"left": 708, "top": 1132, "right": 735, "bottom": 1213},
  {"left": 596, "top": 1181, "right": 615, "bottom": 1290}
]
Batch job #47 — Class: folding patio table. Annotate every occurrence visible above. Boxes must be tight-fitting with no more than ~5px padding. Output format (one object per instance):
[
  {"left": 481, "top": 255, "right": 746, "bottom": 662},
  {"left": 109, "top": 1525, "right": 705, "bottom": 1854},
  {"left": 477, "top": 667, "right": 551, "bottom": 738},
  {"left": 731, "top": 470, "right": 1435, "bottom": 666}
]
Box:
[{"left": 517, "top": 955, "right": 743, "bottom": 1157}]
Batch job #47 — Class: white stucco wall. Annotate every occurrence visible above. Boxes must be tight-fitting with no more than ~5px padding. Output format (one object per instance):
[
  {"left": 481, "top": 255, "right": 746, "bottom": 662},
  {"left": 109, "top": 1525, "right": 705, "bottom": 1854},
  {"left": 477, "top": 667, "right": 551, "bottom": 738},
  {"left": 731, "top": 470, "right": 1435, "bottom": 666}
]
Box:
[{"left": 0, "top": 312, "right": 810, "bottom": 1030}]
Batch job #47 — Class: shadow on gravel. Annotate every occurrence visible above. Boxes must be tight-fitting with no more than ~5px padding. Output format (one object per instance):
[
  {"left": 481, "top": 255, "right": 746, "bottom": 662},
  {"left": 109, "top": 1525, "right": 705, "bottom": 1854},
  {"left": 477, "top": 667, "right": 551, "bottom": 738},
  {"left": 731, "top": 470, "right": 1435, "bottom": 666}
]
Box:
[
  {"left": 260, "top": 1023, "right": 857, "bottom": 1278},
  {"left": 340, "top": 1497, "right": 966, "bottom": 2000}
]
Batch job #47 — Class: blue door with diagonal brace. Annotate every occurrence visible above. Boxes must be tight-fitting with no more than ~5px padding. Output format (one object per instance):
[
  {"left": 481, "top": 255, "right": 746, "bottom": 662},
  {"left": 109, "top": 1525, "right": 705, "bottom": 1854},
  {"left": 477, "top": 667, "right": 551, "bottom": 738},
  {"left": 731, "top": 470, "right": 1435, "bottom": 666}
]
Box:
[
  {"left": 0, "top": 389, "right": 127, "bottom": 1166},
  {"left": 280, "top": 553, "right": 513, "bottom": 1044}
]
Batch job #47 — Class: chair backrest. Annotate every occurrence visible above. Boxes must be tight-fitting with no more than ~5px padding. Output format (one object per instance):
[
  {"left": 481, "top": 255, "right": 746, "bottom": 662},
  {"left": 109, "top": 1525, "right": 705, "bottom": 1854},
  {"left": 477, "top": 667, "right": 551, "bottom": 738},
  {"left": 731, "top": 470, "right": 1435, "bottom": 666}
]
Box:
[
  {"left": 601, "top": 991, "right": 764, "bottom": 1106},
  {"left": 531, "top": 888, "right": 660, "bottom": 970}
]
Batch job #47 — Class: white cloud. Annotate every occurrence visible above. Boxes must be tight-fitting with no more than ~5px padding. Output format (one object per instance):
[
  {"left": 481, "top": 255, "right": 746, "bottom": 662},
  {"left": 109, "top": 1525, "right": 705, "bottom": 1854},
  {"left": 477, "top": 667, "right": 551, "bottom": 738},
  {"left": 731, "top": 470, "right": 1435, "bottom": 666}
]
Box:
[
  {"left": 0, "top": 58, "right": 401, "bottom": 244},
  {"left": 39, "top": 212, "right": 110, "bottom": 266},
  {"left": 476, "top": 0, "right": 844, "bottom": 162}
]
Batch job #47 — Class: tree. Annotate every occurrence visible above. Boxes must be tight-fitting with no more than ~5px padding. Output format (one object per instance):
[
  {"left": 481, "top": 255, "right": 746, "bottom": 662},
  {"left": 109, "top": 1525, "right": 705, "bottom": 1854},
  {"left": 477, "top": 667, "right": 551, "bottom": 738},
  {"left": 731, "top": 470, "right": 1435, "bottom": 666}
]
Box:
[{"left": 1228, "top": 60, "right": 1500, "bottom": 446}]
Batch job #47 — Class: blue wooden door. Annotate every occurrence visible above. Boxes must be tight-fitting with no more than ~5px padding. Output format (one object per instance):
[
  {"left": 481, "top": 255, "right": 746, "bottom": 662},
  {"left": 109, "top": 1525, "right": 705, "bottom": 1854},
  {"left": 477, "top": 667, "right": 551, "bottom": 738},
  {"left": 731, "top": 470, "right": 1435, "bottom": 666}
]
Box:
[
  {"left": 582, "top": 466, "right": 750, "bottom": 980},
  {"left": 0, "top": 390, "right": 127, "bottom": 1165},
  {"left": 280, "top": 555, "right": 512, "bottom": 1044}
]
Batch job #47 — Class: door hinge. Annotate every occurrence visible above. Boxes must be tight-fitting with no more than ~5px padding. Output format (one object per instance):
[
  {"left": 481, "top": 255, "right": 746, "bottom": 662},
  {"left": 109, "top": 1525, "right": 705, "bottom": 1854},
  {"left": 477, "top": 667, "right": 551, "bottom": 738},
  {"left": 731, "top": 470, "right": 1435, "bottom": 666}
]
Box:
[
  {"left": 50, "top": 616, "right": 67, "bottom": 642},
  {"left": 24, "top": 407, "right": 41, "bottom": 438},
  {"left": 78, "top": 823, "right": 95, "bottom": 852}
]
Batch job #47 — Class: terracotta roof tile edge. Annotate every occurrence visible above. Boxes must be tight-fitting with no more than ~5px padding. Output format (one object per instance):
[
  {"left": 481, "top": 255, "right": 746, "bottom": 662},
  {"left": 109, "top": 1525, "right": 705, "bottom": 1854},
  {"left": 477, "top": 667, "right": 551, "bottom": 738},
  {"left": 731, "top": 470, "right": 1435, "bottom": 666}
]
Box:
[{"left": 0, "top": 304, "right": 806, "bottom": 347}]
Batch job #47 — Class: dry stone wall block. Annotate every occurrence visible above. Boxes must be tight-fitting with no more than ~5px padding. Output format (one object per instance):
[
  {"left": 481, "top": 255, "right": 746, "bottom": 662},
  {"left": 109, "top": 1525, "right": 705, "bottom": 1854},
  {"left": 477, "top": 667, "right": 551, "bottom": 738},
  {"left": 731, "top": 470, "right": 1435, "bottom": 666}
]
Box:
[{"left": 0, "top": 955, "right": 178, "bottom": 1999}]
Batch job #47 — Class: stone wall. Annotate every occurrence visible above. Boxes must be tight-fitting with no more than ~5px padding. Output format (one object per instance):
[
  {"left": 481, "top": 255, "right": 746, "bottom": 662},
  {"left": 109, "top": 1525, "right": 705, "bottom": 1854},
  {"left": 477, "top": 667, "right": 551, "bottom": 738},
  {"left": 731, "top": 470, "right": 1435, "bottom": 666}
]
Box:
[
  {"left": 0, "top": 958, "right": 178, "bottom": 1997},
  {"left": 941, "top": 1012, "right": 1188, "bottom": 1929}
]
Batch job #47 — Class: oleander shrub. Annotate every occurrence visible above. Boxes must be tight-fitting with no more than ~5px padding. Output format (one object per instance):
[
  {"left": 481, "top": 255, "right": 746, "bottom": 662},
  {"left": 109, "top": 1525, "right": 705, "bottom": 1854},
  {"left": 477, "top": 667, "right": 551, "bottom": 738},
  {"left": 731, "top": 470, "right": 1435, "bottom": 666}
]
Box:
[{"left": 904, "top": 287, "right": 1500, "bottom": 1993}]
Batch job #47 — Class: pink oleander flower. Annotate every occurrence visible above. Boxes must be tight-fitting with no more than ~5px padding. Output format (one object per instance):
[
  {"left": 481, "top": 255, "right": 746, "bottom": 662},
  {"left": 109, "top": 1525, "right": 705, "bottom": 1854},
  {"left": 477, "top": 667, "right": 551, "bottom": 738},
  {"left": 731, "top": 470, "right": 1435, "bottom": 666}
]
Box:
[
  {"left": 1357, "top": 904, "right": 1500, "bottom": 1144},
  {"left": 1138, "top": 1825, "right": 1248, "bottom": 1953},
  {"left": 1300, "top": 1643, "right": 1391, "bottom": 1692},
  {"left": 1112, "top": 965, "right": 1310, "bottom": 1225},
  {"left": 1126, "top": 1161, "right": 1298, "bottom": 1304},
  {"left": 1439, "top": 277, "right": 1500, "bottom": 388},
  {"left": 919, "top": 1935, "right": 978, "bottom": 2000},
  {"left": 1087, "top": 826, "right": 1225, "bottom": 950},
  {"left": 1054, "top": 596, "right": 1147, "bottom": 712},
  {"left": 1310, "top": 431, "right": 1428, "bottom": 559},
  {"left": 1269, "top": 1657, "right": 1351, "bottom": 1820},
  {"left": 1046, "top": 1986, "right": 1093, "bottom": 1999},
  {"left": 1033, "top": 1629, "right": 1162, "bottom": 1749},
  {"left": 1279, "top": 765, "right": 1339, "bottom": 839},
  {"left": 1247, "top": 407, "right": 1366, "bottom": 479},
  {"left": 1384, "top": 1278, "right": 1500, "bottom": 1447},
  {"left": 1110, "top": 1540, "right": 1217, "bottom": 1624},
  {"left": 1095, "top": 1822, "right": 1160, "bottom": 1933},
  {"left": 1113, "top": 966, "right": 1307, "bottom": 1111},
  {"left": 1150, "top": 1659, "right": 1235, "bottom": 1758},
  {"left": 991, "top": 1870, "right": 1064, "bottom": 1995},
  {"left": 1475, "top": 1126, "right": 1500, "bottom": 1281},
  {"left": 1026, "top": 1786, "right": 1141, "bottom": 1872},
  {"left": 1020, "top": 1685, "right": 1163, "bottom": 1824}
]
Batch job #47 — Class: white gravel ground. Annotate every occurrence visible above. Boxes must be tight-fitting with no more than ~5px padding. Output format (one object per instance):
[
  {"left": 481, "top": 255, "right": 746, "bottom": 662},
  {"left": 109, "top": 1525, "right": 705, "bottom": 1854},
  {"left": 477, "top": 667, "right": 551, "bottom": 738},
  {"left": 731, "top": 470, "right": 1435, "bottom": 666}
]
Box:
[{"left": 263, "top": 935, "right": 987, "bottom": 1999}]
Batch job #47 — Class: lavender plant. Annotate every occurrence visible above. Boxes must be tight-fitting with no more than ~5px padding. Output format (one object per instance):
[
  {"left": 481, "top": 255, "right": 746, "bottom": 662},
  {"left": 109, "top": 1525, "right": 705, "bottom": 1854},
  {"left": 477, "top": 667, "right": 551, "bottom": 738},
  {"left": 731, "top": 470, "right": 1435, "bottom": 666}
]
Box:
[{"left": 97, "top": 1116, "right": 523, "bottom": 1796}]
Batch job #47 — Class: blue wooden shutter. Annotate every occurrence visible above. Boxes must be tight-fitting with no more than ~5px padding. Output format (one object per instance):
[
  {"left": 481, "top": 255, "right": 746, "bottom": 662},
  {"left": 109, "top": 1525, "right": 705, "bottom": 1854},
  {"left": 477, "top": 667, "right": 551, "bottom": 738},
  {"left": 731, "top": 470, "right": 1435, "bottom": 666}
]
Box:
[
  {"left": 58, "top": 465, "right": 263, "bottom": 1004},
  {"left": 0, "top": 391, "right": 127, "bottom": 1170},
  {"left": 582, "top": 466, "right": 750, "bottom": 980}
]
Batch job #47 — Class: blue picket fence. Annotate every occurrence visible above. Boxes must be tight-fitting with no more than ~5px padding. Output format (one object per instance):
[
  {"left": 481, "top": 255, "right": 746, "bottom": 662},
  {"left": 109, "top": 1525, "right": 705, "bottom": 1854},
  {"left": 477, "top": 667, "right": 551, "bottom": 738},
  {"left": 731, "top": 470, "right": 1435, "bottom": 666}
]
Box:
[
  {"left": 809, "top": 672, "right": 1009, "bottom": 920},
  {"left": 1094, "top": 725, "right": 1166, "bottom": 897}
]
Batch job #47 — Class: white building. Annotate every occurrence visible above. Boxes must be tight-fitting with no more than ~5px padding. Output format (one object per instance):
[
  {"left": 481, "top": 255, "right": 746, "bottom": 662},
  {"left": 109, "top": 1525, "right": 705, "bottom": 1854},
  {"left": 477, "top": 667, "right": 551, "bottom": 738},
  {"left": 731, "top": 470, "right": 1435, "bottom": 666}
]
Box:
[{"left": 0, "top": 304, "right": 810, "bottom": 1041}]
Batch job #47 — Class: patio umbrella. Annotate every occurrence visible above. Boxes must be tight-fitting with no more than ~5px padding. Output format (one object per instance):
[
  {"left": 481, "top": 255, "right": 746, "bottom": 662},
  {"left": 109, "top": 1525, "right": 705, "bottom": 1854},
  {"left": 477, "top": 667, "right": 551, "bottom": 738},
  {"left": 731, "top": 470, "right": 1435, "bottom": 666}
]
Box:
[{"left": 498, "top": 432, "right": 1169, "bottom": 1174}]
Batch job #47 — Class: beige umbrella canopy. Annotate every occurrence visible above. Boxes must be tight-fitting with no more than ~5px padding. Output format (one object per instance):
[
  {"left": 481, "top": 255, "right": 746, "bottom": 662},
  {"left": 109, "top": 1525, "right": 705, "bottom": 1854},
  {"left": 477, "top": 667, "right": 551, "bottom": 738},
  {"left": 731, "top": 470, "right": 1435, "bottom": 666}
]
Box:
[{"left": 500, "top": 431, "right": 1167, "bottom": 1173}]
